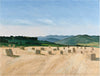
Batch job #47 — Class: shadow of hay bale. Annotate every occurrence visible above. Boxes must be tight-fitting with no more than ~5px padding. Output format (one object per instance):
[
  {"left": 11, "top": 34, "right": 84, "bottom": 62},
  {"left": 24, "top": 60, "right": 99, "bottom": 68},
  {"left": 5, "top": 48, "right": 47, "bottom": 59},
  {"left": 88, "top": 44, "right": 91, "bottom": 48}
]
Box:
[
  {"left": 5, "top": 49, "right": 20, "bottom": 58},
  {"left": 95, "top": 58, "right": 100, "bottom": 61},
  {"left": 90, "top": 54, "right": 100, "bottom": 61},
  {"left": 9, "top": 55, "right": 20, "bottom": 58}
]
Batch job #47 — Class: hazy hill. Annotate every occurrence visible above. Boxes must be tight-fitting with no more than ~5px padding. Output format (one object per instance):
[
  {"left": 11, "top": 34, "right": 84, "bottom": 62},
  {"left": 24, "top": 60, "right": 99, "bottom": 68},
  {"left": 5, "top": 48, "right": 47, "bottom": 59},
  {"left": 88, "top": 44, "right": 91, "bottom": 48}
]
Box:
[
  {"left": 38, "top": 35, "right": 72, "bottom": 42},
  {"left": 55, "top": 35, "right": 99, "bottom": 47}
]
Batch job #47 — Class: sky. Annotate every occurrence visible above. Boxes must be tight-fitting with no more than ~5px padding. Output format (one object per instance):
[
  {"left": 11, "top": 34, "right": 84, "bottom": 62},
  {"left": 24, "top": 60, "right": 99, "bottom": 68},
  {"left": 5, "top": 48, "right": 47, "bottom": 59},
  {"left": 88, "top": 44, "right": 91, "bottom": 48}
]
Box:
[{"left": 0, "top": 0, "right": 99, "bottom": 37}]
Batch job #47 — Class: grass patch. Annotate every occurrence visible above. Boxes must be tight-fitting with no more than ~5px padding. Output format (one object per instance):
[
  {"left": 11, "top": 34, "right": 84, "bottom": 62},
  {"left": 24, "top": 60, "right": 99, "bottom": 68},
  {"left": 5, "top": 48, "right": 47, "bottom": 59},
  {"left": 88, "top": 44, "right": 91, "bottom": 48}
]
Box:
[{"left": 77, "top": 42, "right": 99, "bottom": 47}]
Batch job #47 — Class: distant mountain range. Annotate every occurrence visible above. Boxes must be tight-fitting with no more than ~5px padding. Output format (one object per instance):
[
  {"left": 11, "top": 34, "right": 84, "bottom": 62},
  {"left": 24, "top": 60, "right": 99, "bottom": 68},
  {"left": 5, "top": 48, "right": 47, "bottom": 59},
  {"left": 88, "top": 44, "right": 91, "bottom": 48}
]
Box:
[
  {"left": 38, "top": 35, "right": 72, "bottom": 42},
  {"left": 55, "top": 35, "right": 99, "bottom": 47},
  {"left": 0, "top": 35, "right": 99, "bottom": 47}
]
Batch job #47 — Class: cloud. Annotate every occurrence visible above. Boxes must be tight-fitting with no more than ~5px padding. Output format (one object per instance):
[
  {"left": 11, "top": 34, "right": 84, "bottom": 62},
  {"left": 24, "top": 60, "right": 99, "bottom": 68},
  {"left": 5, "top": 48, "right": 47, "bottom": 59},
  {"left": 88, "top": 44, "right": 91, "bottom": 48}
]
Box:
[
  {"left": 37, "top": 19, "right": 55, "bottom": 25},
  {"left": 0, "top": 23, "right": 99, "bottom": 37},
  {"left": 10, "top": 19, "right": 33, "bottom": 26},
  {"left": 0, "top": 24, "right": 48, "bottom": 37},
  {"left": 14, "top": 19, "right": 33, "bottom": 25}
]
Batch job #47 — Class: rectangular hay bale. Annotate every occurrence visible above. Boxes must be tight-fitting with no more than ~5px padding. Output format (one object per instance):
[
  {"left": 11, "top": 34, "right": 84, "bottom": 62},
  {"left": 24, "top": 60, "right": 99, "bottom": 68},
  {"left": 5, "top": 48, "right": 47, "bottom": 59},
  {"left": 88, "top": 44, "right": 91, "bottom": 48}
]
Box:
[
  {"left": 60, "top": 51, "right": 63, "bottom": 55},
  {"left": 91, "top": 54, "right": 96, "bottom": 60},
  {"left": 57, "top": 47, "right": 59, "bottom": 50},
  {"left": 73, "top": 48, "right": 76, "bottom": 53},
  {"left": 5, "top": 49, "right": 13, "bottom": 56},
  {"left": 81, "top": 51, "right": 83, "bottom": 54},
  {"left": 32, "top": 48, "right": 35, "bottom": 50},
  {"left": 36, "top": 50, "right": 41, "bottom": 54},
  {"left": 53, "top": 49, "right": 57, "bottom": 51},
  {"left": 41, "top": 48, "right": 45, "bottom": 50},
  {"left": 48, "top": 51, "right": 52, "bottom": 55},
  {"left": 68, "top": 50, "right": 71, "bottom": 53},
  {"left": 63, "top": 47, "right": 65, "bottom": 49},
  {"left": 84, "top": 47, "right": 86, "bottom": 49}
]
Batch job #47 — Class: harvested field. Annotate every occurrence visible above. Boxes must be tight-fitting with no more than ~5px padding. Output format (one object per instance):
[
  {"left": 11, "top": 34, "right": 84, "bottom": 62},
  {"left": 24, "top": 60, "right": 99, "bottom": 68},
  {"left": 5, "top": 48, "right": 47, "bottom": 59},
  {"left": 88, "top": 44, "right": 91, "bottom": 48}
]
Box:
[{"left": 0, "top": 46, "right": 100, "bottom": 76}]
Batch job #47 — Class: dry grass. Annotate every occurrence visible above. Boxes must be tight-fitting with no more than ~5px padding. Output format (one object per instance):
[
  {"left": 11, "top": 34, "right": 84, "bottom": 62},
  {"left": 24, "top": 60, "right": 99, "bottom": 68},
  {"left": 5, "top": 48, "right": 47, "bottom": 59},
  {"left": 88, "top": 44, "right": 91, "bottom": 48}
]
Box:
[{"left": 0, "top": 46, "right": 100, "bottom": 76}]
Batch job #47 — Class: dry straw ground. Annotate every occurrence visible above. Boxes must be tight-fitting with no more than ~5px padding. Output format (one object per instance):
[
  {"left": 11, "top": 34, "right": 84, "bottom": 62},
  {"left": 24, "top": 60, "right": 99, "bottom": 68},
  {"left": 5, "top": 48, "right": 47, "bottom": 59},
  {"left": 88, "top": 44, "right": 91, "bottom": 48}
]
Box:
[{"left": 0, "top": 46, "right": 100, "bottom": 76}]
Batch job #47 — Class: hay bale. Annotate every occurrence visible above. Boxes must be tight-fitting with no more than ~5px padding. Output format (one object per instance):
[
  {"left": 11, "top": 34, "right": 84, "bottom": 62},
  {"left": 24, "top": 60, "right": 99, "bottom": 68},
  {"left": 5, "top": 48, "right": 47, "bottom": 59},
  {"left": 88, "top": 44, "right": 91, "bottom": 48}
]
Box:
[
  {"left": 81, "top": 51, "right": 83, "bottom": 54},
  {"left": 73, "top": 48, "right": 76, "bottom": 53},
  {"left": 63, "top": 47, "right": 65, "bottom": 49},
  {"left": 80, "top": 47, "right": 82, "bottom": 49},
  {"left": 68, "top": 50, "right": 71, "bottom": 53},
  {"left": 48, "top": 51, "right": 52, "bottom": 55},
  {"left": 20, "top": 46, "right": 25, "bottom": 50},
  {"left": 60, "top": 51, "right": 63, "bottom": 55},
  {"left": 41, "top": 48, "right": 45, "bottom": 50},
  {"left": 53, "top": 48, "right": 57, "bottom": 51},
  {"left": 5, "top": 49, "right": 13, "bottom": 56},
  {"left": 57, "top": 47, "right": 59, "bottom": 50},
  {"left": 91, "top": 47, "right": 94, "bottom": 50},
  {"left": 84, "top": 47, "right": 86, "bottom": 49},
  {"left": 32, "top": 48, "right": 35, "bottom": 50},
  {"left": 12, "top": 44, "right": 15, "bottom": 48},
  {"left": 68, "top": 46, "right": 70, "bottom": 48},
  {"left": 91, "top": 54, "right": 96, "bottom": 60},
  {"left": 49, "top": 47, "right": 51, "bottom": 48},
  {"left": 36, "top": 50, "right": 41, "bottom": 54},
  {"left": 8, "top": 44, "right": 11, "bottom": 47}
]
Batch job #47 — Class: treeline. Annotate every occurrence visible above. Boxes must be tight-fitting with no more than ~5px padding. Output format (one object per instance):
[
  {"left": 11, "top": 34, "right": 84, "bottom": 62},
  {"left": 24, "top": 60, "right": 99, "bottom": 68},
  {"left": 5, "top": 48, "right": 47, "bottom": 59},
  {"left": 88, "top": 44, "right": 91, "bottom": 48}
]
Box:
[
  {"left": 0, "top": 36, "right": 40, "bottom": 46},
  {"left": 0, "top": 36, "right": 64, "bottom": 47}
]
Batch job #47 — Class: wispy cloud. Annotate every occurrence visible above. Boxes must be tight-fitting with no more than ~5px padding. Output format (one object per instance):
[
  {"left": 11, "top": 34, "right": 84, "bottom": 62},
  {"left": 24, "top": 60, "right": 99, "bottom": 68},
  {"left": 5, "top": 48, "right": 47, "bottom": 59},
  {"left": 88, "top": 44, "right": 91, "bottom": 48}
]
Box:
[
  {"left": 37, "top": 19, "right": 55, "bottom": 25},
  {"left": 0, "top": 23, "right": 99, "bottom": 37},
  {"left": 13, "top": 19, "right": 33, "bottom": 25},
  {"left": 0, "top": 0, "right": 99, "bottom": 36},
  {"left": 0, "top": 24, "right": 47, "bottom": 37}
]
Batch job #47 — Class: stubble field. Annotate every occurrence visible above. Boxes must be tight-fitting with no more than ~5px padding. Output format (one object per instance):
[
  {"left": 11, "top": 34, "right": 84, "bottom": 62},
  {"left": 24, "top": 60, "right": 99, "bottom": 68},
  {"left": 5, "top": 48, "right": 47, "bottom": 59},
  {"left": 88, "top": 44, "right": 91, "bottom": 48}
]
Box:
[{"left": 0, "top": 46, "right": 100, "bottom": 76}]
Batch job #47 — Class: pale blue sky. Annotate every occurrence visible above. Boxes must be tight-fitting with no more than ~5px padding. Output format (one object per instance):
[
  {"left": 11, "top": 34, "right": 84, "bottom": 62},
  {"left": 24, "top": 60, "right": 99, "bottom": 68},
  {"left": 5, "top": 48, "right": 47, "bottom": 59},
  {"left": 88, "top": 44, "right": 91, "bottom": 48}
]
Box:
[{"left": 0, "top": 0, "right": 99, "bottom": 36}]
